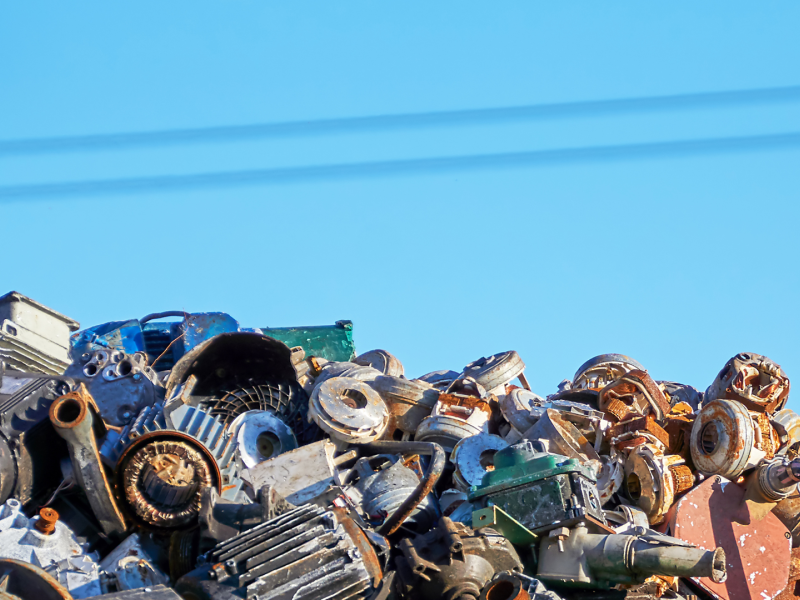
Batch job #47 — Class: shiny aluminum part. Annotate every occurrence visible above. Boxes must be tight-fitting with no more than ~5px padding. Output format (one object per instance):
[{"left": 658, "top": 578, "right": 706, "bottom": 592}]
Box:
[
  {"left": 624, "top": 444, "right": 689, "bottom": 525},
  {"left": 64, "top": 350, "right": 160, "bottom": 427},
  {"left": 572, "top": 354, "right": 645, "bottom": 391},
  {"left": 346, "top": 455, "right": 440, "bottom": 533},
  {"left": 461, "top": 351, "right": 526, "bottom": 394},
  {"left": 451, "top": 434, "right": 509, "bottom": 492},
  {"left": 603, "top": 504, "right": 651, "bottom": 534},
  {"left": 355, "top": 349, "right": 404, "bottom": 377},
  {"left": 690, "top": 400, "right": 765, "bottom": 479},
  {"left": 49, "top": 387, "right": 127, "bottom": 539},
  {"left": 309, "top": 377, "right": 389, "bottom": 444},
  {"left": 228, "top": 410, "right": 297, "bottom": 469},
  {"left": 773, "top": 409, "right": 800, "bottom": 453},
  {"left": 706, "top": 352, "right": 790, "bottom": 414},
  {"left": 499, "top": 389, "right": 543, "bottom": 435},
  {"left": 0, "top": 499, "right": 101, "bottom": 598}
]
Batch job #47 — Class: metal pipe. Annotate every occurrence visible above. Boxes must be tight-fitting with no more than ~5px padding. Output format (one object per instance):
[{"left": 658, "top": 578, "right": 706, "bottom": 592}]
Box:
[
  {"left": 49, "top": 385, "right": 127, "bottom": 538},
  {"left": 362, "top": 440, "right": 445, "bottom": 535}
]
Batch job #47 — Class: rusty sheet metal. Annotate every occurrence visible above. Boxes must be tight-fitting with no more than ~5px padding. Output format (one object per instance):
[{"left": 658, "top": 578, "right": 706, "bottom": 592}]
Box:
[
  {"left": 607, "top": 415, "right": 670, "bottom": 449},
  {"left": 598, "top": 369, "right": 671, "bottom": 422},
  {"left": 663, "top": 475, "right": 792, "bottom": 600}
]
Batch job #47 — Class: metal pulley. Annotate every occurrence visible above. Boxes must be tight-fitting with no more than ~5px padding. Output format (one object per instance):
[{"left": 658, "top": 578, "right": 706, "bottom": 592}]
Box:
[
  {"left": 461, "top": 351, "right": 527, "bottom": 394},
  {"left": 309, "top": 377, "right": 389, "bottom": 444},
  {"left": 623, "top": 444, "right": 693, "bottom": 525},
  {"left": 451, "top": 434, "right": 509, "bottom": 492},
  {"left": 228, "top": 410, "right": 297, "bottom": 469}
]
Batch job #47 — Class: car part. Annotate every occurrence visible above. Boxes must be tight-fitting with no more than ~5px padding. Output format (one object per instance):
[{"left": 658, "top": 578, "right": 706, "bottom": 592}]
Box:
[
  {"left": 49, "top": 387, "right": 127, "bottom": 539},
  {"left": 623, "top": 444, "right": 693, "bottom": 525},
  {"left": 415, "top": 394, "right": 492, "bottom": 452},
  {"left": 228, "top": 410, "right": 297, "bottom": 469},
  {"left": 706, "top": 352, "right": 790, "bottom": 415},
  {"left": 395, "top": 516, "right": 523, "bottom": 600},
  {"left": 355, "top": 350, "right": 404, "bottom": 377},
  {"left": 536, "top": 523, "right": 726, "bottom": 587},
  {"left": 309, "top": 377, "right": 389, "bottom": 446},
  {"left": 0, "top": 500, "right": 101, "bottom": 598},
  {"left": 469, "top": 441, "right": 606, "bottom": 535},
  {"left": 665, "top": 474, "right": 792, "bottom": 600},
  {"left": 344, "top": 454, "right": 440, "bottom": 533},
  {"left": 98, "top": 533, "right": 168, "bottom": 593},
  {"left": 175, "top": 504, "right": 380, "bottom": 600},
  {"left": 451, "top": 434, "right": 509, "bottom": 492},
  {"left": 240, "top": 439, "right": 340, "bottom": 506},
  {"left": 64, "top": 350, "right": 160, "bottom": 427},
  {"left": 461, "top": 351, "right": 528, "bottom": 395},
  {"left": 0, "top": 292, "right": 78, "bottom": 376},
  {"left": 690, "top": 399, "right": 774, "bottom": 479}
]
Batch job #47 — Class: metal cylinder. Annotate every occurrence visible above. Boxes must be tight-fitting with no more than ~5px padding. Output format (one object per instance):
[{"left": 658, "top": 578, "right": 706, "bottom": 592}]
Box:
[
  {"left": 49, "top": 386, "right": 127, "bottom": 538},
  {"left": 690, "top": 399, "right": 760, "bottom": 478}
]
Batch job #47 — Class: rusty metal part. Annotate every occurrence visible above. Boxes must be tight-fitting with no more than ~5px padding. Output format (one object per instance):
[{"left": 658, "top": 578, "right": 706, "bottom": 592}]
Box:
[
  {"left": 49, "top": 386, "right": 127, "bottom": 538},
  {"left": 603, "top": 398, "right": 634, "bottom": 422},
  {"left": 690, "top": 400, "right": 768, "bottom": 479},
  {"left": 0, "top": 558, "right": 73, "bottom": 600},
  {"left": 774, "top": 410, "right": 800, "bottom": 454},
  {"left": 706, "top": 352, "right": 790, "bottom": 415},
  {"left": 115, "top": 430, "right": 221, "bottom": 529},
  {"left": 774, "top": 493, "right": 800, "bottom": 547},
  {"left": 607, "top": 415, "right": 670, "bottom": 450},
  {"left": 369, "top": 375, "right": 439, "bottom": 438},
  {"left": 121, "top": 439, "right": 214, "bottom": 528},
  {"left": 415, "top": 393, "right": 492, "bottom": 451},
  {"left": 598, "top": 370, "right": 671, "bottom": 423},
  {"left": 480, "top": 574, "right": 531, "bottom": 600},
  {"left": 572, "top": 354, "right": 646, "bottom": 392},
  {"left": 332, "top": 506, "right": 383, "bottom": 587},
  {"left": 624, "top": 444, "right": 691, "bottom": 525},
  {"left": 737, "top": 457, "right": 800, "bottom": 524},
  {"left": 361, "top": 440, "right": 445, "bottom": 536},
  {"left": 34, "top": 508, "right": 58, "bottom": 535},
  {"left": 662, "top": 412, "right": 695, "bottom": 459},
  {"left": 774, "top": 547, "right": 800, "bottom": 600},
  {"left": 666, "top": 474, "right": 792, "bottom": 600},
  {"left": 670, "top": 464, "right": 694, "bottom": 494},
  {"left": 395, "top": 516, "right": 523, "bottom": 600}
]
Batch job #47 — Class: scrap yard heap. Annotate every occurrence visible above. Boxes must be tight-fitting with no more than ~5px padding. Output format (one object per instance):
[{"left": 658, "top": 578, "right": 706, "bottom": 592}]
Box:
[{"left": 0, "top": 290, "right": 797, "bottom": 600}]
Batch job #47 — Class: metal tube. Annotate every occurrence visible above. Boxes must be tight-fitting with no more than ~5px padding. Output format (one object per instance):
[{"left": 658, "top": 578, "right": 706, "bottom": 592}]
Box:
[
  {"left": 49, "top": 386, "right": 127, "bottom": 538},
  {"left": 361, "top": 440, "right": 445, "bottom": 535}
]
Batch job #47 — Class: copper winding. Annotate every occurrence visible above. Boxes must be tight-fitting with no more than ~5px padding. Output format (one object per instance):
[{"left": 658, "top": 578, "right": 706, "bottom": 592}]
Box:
[
  {"left": 669, "top": 465, "right": 694, "bottom": 495},
  {"left": 603, "top": 399, "right": 632, "bottom": 423}
]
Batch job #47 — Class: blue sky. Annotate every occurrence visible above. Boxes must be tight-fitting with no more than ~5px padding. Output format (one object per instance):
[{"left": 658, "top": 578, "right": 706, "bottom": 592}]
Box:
[{"left": 1, "top": 3, "right": 798, "bottom": 406}]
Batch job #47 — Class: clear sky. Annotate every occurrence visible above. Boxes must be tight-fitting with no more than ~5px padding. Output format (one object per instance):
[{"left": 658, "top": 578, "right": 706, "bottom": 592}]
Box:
[{"left": 1, "top": 3, "right": 798, "bottom": 408}]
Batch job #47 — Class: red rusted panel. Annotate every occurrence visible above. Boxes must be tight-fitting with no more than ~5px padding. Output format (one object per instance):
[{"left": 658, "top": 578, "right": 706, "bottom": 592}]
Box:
[{"left": 665, "top": 476, "right": 791, "bottom": 600}]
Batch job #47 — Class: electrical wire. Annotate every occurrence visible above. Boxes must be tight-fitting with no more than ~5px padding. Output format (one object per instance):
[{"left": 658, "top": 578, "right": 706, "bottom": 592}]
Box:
[
  {"left": 1, "top": 85, "right": 799, "bottom": 155},
  {"left": 1, "top": 130, "right": 799, "bottom": 200}
]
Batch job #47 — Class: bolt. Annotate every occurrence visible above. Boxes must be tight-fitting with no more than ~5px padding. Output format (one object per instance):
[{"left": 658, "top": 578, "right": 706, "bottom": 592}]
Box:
[
  {"left": 81, "top": 353, "right": 90, "bottom": 362},
  {"left": 786, "top": 531, "right": 792, "bottom": 539},
  {"left": 35, "top": 507, "right": 59, "bottom": 535}
]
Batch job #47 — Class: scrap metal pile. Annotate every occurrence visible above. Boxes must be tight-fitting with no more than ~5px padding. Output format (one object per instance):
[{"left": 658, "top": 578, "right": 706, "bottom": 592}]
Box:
[{"left": 0, "top": 291, "right": 797, "bottom": 600}]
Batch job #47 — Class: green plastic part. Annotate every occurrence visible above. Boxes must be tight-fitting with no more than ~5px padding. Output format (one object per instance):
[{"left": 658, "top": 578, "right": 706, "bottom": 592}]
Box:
[
  {"left": 262, "top": 320, "right": 356, "bottom": 362},
  {"left": 469, "top": 443, "right": 594, "bottom": 500},
  {"left": 472, "top": 506, "right": 538, "bottom": 546}
]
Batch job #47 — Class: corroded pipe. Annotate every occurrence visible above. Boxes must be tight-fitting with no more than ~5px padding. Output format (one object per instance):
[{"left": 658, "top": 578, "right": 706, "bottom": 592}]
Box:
[
  {"left": 49, "top": 385, "right": 126, "bottom": 538},
  {"left": 362, "top": 440, "right": 445, "bottom": 535}
]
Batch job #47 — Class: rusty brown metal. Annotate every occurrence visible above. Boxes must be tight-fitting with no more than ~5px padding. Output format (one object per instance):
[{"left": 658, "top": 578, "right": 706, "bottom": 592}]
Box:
[
  {"left": 607, "top": 415, "right": 670, "bottom": 449},
  {"left": 774, "top": 547, "right": 800, "bottom": 600},
  {"left": 34, "top": 508, "right": 58, "bottom": 535},
  {"left": 49, "top": 386, "right": 127, "bottom": 539},
  {"left": 598, "top": 370, "right": 671, "bottom": 423},
  {"left": 361, "top": 440, "right": 445, "bottom": 536},
  {"left": 480, "top": 575, "right": 531, "bottom": 600},
  {"left": 669, "top": 464, "right": 694, "bottom": 495},
  {"left": 707, "top": 353, "right": 790, "bottom": 415},
  {"left": 665, "top": 475, "right": 792, "bottom": 600},
  {"left": 332, "top": 507, "right": 383, "bottom": 587}
]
